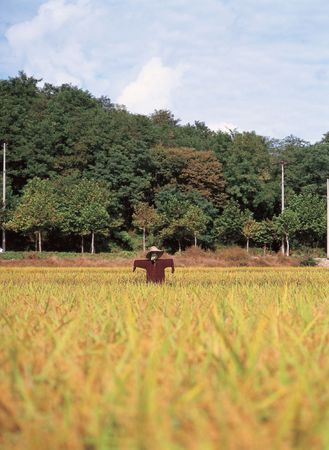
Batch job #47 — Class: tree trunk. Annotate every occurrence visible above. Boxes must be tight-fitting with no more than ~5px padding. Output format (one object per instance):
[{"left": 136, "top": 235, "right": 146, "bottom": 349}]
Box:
[
  {"left": 2, "top": 227, "right": 6, "bottom": 252},
  {"left": 35, "top": 232, "right": 38, "bottom": 251},
  {"left": 142, "top": 227, "right": 146, "bottom": 252},
  {"left": 263, "top": 244, "right": 267, "bottom": 256},
  {"left": 281, "top": 238, "right": 285, "bottom": 255},
  {"left": 246, "top": 237, "right": 249, "bottom": 253},
  {"left": 38, "top": 231, "right": 42, "bottom": 253},
  {"left": 91, "top": 232, "right": 95, "bottom": 254},
  {"left": 194, "top": 231, "right": 197, "bottom": 247},
  {"left": 286, "top": 235, "right": 289, "bottom": 257},
  {"left": 178, "top": 240, "right": 182, "bottom": 253},
  {"left": 81, "top": 235, "right": 84, "bottom": 254}
]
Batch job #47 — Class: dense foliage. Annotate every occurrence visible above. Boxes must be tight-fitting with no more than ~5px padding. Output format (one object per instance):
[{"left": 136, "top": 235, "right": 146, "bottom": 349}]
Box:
[{"left": 1, "top": 72, "right": 328, "bottom": 253}]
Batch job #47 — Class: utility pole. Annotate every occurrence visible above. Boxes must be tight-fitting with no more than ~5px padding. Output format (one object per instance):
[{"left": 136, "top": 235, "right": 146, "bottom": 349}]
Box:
[
  {"left": 280, "top": 160, "right": 285, "bottom": 255},
  {"left": 327, "top": 179, "right": 329, "bottom": 259},
  {"left": 2, "top": 142, "right": 6, "bottom": 252}
]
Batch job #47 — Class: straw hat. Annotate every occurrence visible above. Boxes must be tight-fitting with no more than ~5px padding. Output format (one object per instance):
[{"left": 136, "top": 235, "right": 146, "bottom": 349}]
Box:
[{"left": 146, "top": 246, "right": 164, "bottom": 260}]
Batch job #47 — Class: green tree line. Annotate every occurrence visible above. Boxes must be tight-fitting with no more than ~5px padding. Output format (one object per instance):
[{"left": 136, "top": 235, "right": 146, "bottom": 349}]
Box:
[{"left": 0, "top": 72, "right": 328, "bottom": 253}]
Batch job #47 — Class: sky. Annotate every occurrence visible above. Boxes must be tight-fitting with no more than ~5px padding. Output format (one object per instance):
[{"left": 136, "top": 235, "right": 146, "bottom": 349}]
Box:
[{"left": 1, "top": 0, "right": 329, "bottom": 142}]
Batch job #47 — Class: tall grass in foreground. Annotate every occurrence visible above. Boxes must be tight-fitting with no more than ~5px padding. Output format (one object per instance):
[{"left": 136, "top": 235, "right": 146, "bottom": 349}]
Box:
[{"left": 0, "top": 268, "right": 329, "bottom": 450}]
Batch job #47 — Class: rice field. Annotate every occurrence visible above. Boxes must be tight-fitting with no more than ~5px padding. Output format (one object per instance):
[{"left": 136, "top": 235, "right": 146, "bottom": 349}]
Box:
[{"left": 0, "top": 267, "right": 329, "bottom": 450}]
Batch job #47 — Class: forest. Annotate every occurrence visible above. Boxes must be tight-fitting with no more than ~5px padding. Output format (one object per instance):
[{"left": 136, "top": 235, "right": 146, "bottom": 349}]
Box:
[{"left": 0, "top": 72, "right": 328, "bottom": 254}]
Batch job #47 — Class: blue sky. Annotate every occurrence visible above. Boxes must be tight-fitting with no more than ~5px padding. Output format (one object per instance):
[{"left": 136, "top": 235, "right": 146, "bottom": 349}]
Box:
[{"left": 1, "top": 0, "right": 329, "bottom": 142}]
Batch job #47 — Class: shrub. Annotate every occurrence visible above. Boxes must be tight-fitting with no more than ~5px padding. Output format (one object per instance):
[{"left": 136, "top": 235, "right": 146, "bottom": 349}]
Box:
[
  {"left": 216, "top": 246, "right": 249, "bottom": 266},
  {"left": 300, "top": 257, "right": 318, "bottom": 267}
]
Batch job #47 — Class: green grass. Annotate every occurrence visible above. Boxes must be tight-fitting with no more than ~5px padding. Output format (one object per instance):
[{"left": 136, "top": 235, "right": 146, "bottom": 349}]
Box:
[
  {"left": 0, "top": 250, "right": 137, "bottom": 260},
  {"left": 0, "top": 267, "right": 328, "bottom": 449}
]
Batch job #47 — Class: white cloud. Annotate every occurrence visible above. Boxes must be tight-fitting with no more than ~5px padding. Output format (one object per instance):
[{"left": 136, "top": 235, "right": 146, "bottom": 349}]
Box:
[
  {"left": 208, "top": 122, "right": 239, "bottom": 134},
  {"left": 5, "top": 0, "right": 103, "bottom": 89},
  {"left": 6, "top": 0, "right": 88, "bottom": 44},
  {"left": 117, "top": 57, "right": 185, "bottom": 114}
]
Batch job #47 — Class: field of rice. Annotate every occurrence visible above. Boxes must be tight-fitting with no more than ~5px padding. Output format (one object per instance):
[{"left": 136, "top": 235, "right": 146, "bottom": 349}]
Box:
[{"left": 0, "top": 267, "right": 329, "bottom": 450}]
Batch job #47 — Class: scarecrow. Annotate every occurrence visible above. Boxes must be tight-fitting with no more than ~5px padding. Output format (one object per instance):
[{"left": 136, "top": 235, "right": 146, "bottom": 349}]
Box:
[{"left": 133, "top": 246, "right": 175, "bottom": 283}]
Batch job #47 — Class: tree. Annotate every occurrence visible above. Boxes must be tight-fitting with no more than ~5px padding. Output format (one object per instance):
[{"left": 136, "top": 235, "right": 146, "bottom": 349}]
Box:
[
  {"left": 132, "top": 203, "right": 158, "bottom": 251},
  {"left": 222, "top": 132, "right": 276, "bottom": 217},
  {"left": 254, "top": 220, "right": 276, "bottom": 255},
  {"left": 242, "top": 219, "right": 260, "bottom": 253},
  {"left": 174, "top": 121, "right": 220, "bottom": 151},
  {"left": 88, "top": 141, "right": 154, "bottom": 226},
  {"left": 0, "top": 72, "right": 42, "bottom": 192},
  {"left": 155, "top": 189, "right": 190, "bottom": 252},
  {"left": 57, "top": 178, "right": 120, "bottom": 253},
  {"left": 154, "top": 188, "right": 212, "bottom": 252},
  {"left": 81, "top": 203, "right": 109, "bottom": 254},
  {"left": 184, "top": 205, "right": 208, "bottom": 247},
  {"left": 214, "top": 201, "right": 250, "bottom": 246},
  {"left": 150, "top": 110, "right": 180, "bottom": 147},
  {"left": 288, "top": 193, "right": 326, "bottom": 247},
  {"left": 158, "top": 216, "right": 187, "bottom": 253},
  {"left": 158, "top": 205, "right": 208, "bottom": 252},
  {"left": 274, "top": 210, "right": 300, "bottom": 256},
  {"left": 6, "top": 178, "right": 59, "bottom": 251},
  {"left": 274, "top": 136, "right": 328, "bottom": 197},
  {"left": 151, "top": 147, "right": 226, "bottom": 208}
]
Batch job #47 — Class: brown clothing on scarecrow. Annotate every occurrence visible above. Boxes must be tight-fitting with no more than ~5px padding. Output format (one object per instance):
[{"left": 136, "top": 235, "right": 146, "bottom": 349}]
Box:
[{"left": 133, "top": 246, "right": 174, "bottom": 283}]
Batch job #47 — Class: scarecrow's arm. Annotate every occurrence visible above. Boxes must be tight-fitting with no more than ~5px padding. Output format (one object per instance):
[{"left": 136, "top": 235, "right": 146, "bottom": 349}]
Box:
[
  {"left": 163, "top": 259, "right": 175, "bottom": 273},
  {"left": 133, "top": 260, "right": 148, "bottom": 271}
]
